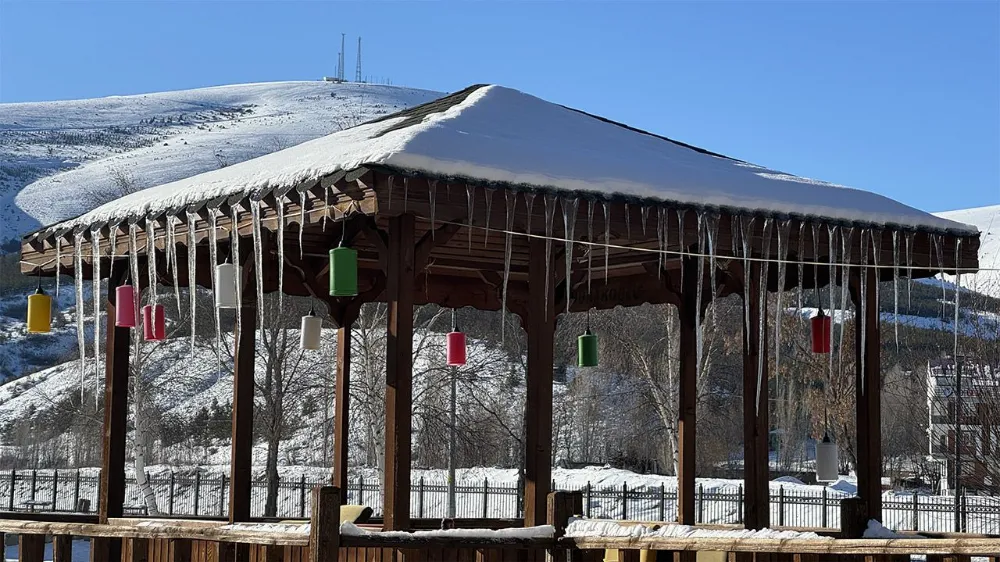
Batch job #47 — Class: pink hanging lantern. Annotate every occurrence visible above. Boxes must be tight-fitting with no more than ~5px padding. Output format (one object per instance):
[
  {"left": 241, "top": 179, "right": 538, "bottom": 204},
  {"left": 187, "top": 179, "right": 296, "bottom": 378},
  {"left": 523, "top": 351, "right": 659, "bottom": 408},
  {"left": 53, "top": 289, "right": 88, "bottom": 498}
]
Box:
[
  {"left": 446, "top": 309, "right": 466, "bottom": 366},
  {"left": 115, "top": 284, "right": 137, "bottom": 328},
  {"left": 142, "top": 304, "right": 165, "bottom": 341}
]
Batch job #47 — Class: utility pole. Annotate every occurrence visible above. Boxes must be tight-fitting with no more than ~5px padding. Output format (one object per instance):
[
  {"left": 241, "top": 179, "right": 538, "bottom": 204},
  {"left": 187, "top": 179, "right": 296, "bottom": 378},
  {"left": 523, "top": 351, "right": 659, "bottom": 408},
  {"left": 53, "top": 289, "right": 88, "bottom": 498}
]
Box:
[
  {"left": 447, "top": 364, "right": 457, "bottom": 518},
  {"left": 355, "top": 36, "right": 363, "bottom": 83},
  {"left": 954, "top": 354, "right": 963, "bottom": 532},
  {"left": 339, "top": 33, "right": 346, "bottom": 82}
]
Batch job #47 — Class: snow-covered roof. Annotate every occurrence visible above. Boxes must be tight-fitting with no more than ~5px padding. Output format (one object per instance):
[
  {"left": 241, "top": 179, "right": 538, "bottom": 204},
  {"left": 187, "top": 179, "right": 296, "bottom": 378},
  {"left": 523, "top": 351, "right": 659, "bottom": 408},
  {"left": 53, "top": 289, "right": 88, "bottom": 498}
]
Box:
[{"left": 34, "top": 84, "right": 977, "bottom": 236}]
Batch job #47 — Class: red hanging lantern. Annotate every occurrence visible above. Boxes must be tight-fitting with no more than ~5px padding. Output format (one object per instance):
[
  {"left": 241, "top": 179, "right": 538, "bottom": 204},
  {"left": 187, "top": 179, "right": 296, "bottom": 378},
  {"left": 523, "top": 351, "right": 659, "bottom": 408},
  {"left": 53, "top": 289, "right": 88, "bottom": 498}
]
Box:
[
  {"left": 142, "top": 304, "right": 165, "bottom": 341},
  {"left": 811, "top": 308, "right": 832, "bottom": 354},
  {"left": 115, "top": 284, "right": 137, "bottom": 328},
  {"left": 446, "top": 309, "right": 466, "bottom": 366}
]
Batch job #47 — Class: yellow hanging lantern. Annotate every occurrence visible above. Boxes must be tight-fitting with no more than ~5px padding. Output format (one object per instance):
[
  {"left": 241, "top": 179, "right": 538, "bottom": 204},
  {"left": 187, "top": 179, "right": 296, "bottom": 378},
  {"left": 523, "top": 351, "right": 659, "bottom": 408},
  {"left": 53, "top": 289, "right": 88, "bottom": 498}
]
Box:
[{"left": 27, "top": 287, "right": 52, "bottom": 334}]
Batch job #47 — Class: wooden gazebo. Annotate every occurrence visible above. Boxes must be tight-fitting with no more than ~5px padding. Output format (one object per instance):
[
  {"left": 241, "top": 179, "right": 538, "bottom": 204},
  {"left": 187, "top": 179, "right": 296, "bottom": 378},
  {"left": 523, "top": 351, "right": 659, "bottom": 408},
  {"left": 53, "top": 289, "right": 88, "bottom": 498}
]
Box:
[{"left": 17, "top": 84, "right": 980, "bottom": 560}]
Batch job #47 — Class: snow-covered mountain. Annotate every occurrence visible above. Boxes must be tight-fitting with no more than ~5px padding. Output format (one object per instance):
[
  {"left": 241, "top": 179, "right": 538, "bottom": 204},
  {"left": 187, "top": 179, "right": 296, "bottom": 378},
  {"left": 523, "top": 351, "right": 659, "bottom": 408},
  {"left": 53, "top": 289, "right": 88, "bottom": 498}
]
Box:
[
  {"left": 934, "top": 205, "right": 1000, "bottom": 298},
  {"left": 1, "top": 81, "right": 442, "bottom": 242}
]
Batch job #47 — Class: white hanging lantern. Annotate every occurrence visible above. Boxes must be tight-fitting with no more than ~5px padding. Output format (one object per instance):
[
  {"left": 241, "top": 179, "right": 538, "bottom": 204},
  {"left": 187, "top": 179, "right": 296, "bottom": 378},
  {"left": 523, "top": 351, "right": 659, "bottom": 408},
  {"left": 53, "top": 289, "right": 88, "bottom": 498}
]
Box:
[
  {"left": 215, "top": 261, "right": 239, "bottom": 309},
  {"left": 815, "top": 432, "right": 839, "bottom": 483},
  {"left": 300, "top": 308, "right": 323, "bottom": 351}
]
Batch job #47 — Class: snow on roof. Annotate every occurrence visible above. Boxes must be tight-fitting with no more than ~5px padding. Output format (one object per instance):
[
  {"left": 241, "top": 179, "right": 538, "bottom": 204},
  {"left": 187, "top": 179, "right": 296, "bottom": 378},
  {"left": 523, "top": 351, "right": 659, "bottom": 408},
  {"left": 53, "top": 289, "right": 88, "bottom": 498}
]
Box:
[{"left": 45, "top": 84, "right": 977, "bottom": 236}]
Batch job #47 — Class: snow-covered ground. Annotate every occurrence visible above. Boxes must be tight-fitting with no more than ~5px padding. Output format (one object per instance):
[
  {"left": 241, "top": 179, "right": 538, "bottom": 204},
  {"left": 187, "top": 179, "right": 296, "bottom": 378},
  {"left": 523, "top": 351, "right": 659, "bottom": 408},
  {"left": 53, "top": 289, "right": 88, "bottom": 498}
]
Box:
[
  {"left": 934, "top": 205, "right": 1000, "bottom": 298},
  {"left": 1, "top": 81, "right": 441, "bottom": 241}
]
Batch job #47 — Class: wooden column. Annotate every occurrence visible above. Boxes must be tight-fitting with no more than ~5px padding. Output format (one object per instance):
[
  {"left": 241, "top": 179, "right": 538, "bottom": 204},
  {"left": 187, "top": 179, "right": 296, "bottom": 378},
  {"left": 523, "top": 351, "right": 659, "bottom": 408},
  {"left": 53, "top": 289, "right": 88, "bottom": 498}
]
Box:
[
  {"left": 853, "top": 266, "right": 882, "bottom": 522},
  {"left": 676, "top": 258, "right": 699, "bottom": 526},
  {"left": 524, "top": 237, "right": 555, "bottom": 527},
  {"left": 742, "top": 261, "right": 770, "bottom": 530},
  {"left": 383, "top": 214, "right": 415, "bottom": 530},
  {"left": 228, "top": 250, "right": 257, "bottom": 562},
  {"left": 93, "top": 263, "right": 130, "bottom": 562},
  {"left": 331, "top": 310, "right": 355, "bottom": 507}
]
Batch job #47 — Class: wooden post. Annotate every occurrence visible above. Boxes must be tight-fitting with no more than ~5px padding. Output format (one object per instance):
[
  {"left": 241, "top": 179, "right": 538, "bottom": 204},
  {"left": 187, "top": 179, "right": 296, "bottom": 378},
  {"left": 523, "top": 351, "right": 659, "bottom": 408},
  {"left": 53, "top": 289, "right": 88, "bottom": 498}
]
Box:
[
  {"left": 840, "top": 496, "right": 868, "bottom": 538},
  {"left": 742, "top": 261, "right": 769, "bottom": 530},
  {"left": 331, "top": 313, "right": 354, "bottom": 507},
  {"left": 94, "top": 262, "right": 130, "bottom": 562},
  {"left": 310, "top": 486, "right": 341, "bottom": 562},
  {"left": 547, "top": 491, "right": 582, "bottom": 562},
  {"left": 524, "top": 237, "right": 555, "bottom": 527},
  {"left": 127, "top": 538, "right": 150, "bottom": 562},
  {"left": 18, "top": 534, "right": 44, "bottom": 562},
  {"left": 677, "top": 257, "right": 699, "bottom": 526},
  {"left": 853, "top": 266, "right": 882, "bottom": 523},
  {"left": 52, "top": 535, "right": 73, "bottom": 562},
  {"left": 229, "top": 248, "right": 257, "bottom": 524},
  {"left": 383, "top": 214, "right": 415, "bottom": 530},
  {"left": 168, "top": 539, "right": 192, "bottom": 562}
]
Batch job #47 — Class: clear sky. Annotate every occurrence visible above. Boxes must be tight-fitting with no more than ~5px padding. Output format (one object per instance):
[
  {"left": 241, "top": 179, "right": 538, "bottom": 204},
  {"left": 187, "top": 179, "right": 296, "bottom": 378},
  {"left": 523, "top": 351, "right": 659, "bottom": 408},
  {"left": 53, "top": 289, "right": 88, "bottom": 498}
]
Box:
[{"left": 1, "top": 0, "right": 997, "bottom": 214}]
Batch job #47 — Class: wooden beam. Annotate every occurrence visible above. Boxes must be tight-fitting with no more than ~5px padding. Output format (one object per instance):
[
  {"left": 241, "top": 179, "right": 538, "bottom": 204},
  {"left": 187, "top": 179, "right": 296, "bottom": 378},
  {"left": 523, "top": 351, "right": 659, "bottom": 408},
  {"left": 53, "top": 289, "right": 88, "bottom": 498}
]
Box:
[
  {"left": 383, "top": 214, "right": 415, "bottom": 530},
  {"left": 95, "top": 263, "right": 130, "bottom": 562},
  {"left": 742, "top": 261, "right": 770, "bottom": 530},
  {"left": 852, "top": 266, "right": 882, "bottom": 522},
  {"left": 229, "top": 247, "right": 258, "bottom": 532},
  {"left": 524, "top": 237, "right": 555, "bottom": 527},
  {"left": 676, "top": 257, "right": 699, "bottom": 528},
  {"left": 331, "top": 309, "right": 357, "bottom": 506},
  {"left": 52, "top": 535, "right": 73, "bottom": 562},
  {"left": 309, "top": 486, "right": 341, "bottom": 562},
  {"left": 18, "top": 534, "right": 44, "bottom": 562}
]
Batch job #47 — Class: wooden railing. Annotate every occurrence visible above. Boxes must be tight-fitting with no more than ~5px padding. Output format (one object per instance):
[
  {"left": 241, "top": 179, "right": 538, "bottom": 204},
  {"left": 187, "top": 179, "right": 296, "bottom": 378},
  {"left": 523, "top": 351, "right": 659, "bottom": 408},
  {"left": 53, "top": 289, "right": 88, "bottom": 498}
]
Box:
[{"left": 1, "top": 488, "right": 999, "bottom": 562}]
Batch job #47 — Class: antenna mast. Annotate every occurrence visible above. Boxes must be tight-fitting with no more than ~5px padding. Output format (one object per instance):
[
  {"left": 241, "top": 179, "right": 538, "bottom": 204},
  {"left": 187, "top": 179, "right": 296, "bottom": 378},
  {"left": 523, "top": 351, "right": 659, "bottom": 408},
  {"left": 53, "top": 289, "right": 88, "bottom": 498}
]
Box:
[
  {"left": 355, "top": 36, "right": 362, "bottom": 83},
  {"left": 339, "top": 33, "right": 346, "bottom": 81}
]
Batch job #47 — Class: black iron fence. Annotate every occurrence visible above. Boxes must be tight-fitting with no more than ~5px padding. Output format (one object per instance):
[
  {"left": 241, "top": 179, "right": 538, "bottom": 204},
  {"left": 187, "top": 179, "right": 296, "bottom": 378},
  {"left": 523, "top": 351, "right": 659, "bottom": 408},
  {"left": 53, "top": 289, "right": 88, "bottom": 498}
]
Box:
[{"left": 2, "top": 469, "right": 998, "bottom": 534}]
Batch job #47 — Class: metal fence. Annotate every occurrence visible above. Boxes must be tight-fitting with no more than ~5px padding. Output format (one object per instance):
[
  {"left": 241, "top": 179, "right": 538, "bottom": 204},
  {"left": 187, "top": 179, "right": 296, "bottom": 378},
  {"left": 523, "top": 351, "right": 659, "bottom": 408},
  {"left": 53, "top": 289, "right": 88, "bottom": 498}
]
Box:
[{"left": 1, "top": 469, "right": 998, "bottom": 534}]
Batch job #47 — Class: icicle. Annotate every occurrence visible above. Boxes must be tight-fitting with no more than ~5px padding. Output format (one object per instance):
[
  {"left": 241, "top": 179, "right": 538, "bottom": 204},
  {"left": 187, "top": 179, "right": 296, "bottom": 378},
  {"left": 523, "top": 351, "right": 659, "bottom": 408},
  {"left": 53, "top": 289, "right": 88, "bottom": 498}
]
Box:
[
  {"left": 676, "top": 209, "right": 686, "bottom": 283},
  {"left": 55, "top": 239, "right": 62, "bottom": 299},
  {"left": 838, "top": 228, "right": 853, "bottom": 378},
  {"left": 859, "top": 230, "right": 870, "bottom": 391},
  {"left": 128, "top": 223, "right": 142, "bottom": 396},
  {"left": 230, "top": 206, "right": 242, "bottom": 336},
  {"left": 428, "top": 180, "right": 438, "bottom": 238},
  {"left": 524, "top": 192, "right": 536, "bottom": 233},
  {"left": 276, "top": 199, "right": 286, "bottom": 314},
  {"left": 166, "top": 217, "right": 182, "bottom": 316},
  {"left": 543, "top": 194, "right": 556, "bottom": 315},
  {"left": 827, "top": 225, "right": 838, "bottom": 385},
  {"left": 695, "top": 215, "right": 705, "bottom": 380},
  {"left": 483, "top": 188, "right": 495, "bottom": 248},
  {"left": 624, "top": 203, "right": 631, "bottom": 241},
  {"left": 208, "top": 211, "right": 222, "bottom": 380},
  {"left": 90, "top": 229, "right": 102, "bottom": 406},
  {"left": 640, "top": 206, "right": 649, "bottom": 237},
  {"left": 953, "top": 239, "right": 962, "bottom": 366},
  {"left": 562, "top": 197, "right": 579, "bottom": 314},
  {"left": 501, "top": 191, "right": 516, "bottom": 343},
  {"left": 186, "top": 212, "right": 198, "bottom": 354},
  {"left": 251, "top": 200, "right": 265, "bottom": 335},
  {"left": 892, "top": 230, "right": 900, "bottom": 351},
  {"left": 403, "top": 177, "right": 410, "bottom": 213},
  {"left": 905, "top": 231, "right": 915, "bottom": 311},
  {"left": 146, "top": 223, "right": 158, "bottom": 303},
  {"left": 586, "top": 200, "right": 595, "bottom": 292},
  {"left": 870, "top": 229, "right": 882, "bottom": 358},
  {"left": 74, "top": 233, "right": 86, "bottom": 402},
  {"left": 603, "top": 201, "right": 611, "bottom": 282},
  {"left": 387, "top": 175, "right": 395, "bottom": 212},
  {"left": 755, "top": 218, "right": 773, "bottom": 416},
  {"left": 705, "top": 214, "right": 718, "bottom": 322},
  {"left": 298, "top": 194, "right": 306, "bottom": 259},
  {"left": 323, "top": 182, "right": 330, "bottom": 232},
  {"left": 774, "top": 220, "right": 790, "bottom": 378},
  {"left": 933, "top": 234, "right": 947, "bottom": 319},
  {"left": 466, "top": 185, "right": 477, "bottom": 252},
  {"left": 811, "top": 223, "right": 821, "bottom": 310},
  {"left": 796, "top": 223, "right": 806, "bottom": 317},
  {"left": 739, "top": 217, "right": 754, "bottom": 348},
  {"left": 655, "top": 207, "right": 664, "bottom": 276}
]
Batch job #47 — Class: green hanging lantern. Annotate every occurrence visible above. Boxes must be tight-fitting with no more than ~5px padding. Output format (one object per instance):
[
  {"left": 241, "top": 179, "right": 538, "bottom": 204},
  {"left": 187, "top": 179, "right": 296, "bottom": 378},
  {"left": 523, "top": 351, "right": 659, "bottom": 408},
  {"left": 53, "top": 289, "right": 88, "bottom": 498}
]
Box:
[
  {"left": 578, "top": 310, "right": 598, "bottom": 367},
  {"left": 329, "top": 244, "right": 358, "bottom": 297}
]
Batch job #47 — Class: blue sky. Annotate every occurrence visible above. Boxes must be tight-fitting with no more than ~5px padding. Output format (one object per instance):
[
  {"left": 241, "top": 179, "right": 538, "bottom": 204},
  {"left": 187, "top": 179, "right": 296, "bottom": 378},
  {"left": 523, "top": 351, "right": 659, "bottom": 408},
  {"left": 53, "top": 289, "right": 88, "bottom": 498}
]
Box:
[{"left": 1, "top": 1, "right": 997, "bottom": 213}]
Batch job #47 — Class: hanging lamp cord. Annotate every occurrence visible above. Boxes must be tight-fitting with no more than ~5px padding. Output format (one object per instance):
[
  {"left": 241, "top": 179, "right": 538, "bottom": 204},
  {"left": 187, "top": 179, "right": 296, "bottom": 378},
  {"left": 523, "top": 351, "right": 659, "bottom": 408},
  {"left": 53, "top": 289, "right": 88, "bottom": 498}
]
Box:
[{"left": 452, "top": 308, "right": 458, "bottom": 332}]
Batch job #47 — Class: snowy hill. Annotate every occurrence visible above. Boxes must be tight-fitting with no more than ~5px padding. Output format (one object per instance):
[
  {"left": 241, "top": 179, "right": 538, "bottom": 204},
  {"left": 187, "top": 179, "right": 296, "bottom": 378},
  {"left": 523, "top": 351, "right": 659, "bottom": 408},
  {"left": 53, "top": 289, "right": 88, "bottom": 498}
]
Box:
[
  {"left": 1, "top": 81, "right": 442, "bottom": 242},
  {"left": 934, "top": 205, "right": 1000, "bottom": 298}
]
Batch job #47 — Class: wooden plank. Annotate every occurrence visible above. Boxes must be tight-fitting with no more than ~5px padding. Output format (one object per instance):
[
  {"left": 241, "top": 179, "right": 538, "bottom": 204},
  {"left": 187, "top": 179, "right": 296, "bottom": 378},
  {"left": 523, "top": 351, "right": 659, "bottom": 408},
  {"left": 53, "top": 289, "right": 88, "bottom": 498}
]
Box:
[
  {"left": 18, "top": 534, "right": 44, "bottom": 562},
  {"left": 332, "top": 318, "right": 353, "bottom": 506},
  {"left": 230, "top": 248, "right": 258, "bottom": 526},
  {"left": 524, "top": 237, "right": 555, "bottom": 527},
  {"left": 170, "top": 539, "right": 193, "bottom": 562},
  {"left": 742, "top": 261, "right": 769, "bottom": 530},
  {"left": 677, "top": 257, "right": 699, "bottom": 528},
  {"left": 384, "top": 214, "right": 416, "bottom": 530},
  {"left": 853, "top": 266, "right": 882, "bottom": 523},
  {"left": 99, "top": 263, "right": 131, "bottom": 562},
  {"left": 310, "top": 486, "right": 341, "bottom": 562},
  {"left": 52, "top": 535, "right": 74, "bottom": 562}
]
